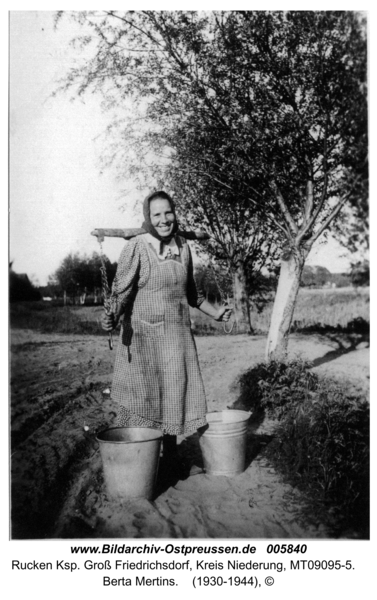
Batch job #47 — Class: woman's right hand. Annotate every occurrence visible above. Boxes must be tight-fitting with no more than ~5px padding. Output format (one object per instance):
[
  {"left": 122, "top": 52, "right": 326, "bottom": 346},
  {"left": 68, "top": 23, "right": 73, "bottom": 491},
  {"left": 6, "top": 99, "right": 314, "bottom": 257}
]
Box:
[{"left": 101, "top": 312, "right": 118, "bottom": 332}]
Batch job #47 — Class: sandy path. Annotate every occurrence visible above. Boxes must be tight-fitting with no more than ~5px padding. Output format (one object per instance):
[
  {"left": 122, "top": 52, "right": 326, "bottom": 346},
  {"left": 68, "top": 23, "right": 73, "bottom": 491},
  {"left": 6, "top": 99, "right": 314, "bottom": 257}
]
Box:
[{"left": 10, "top": 330, "right": 368, "bottom": 539}]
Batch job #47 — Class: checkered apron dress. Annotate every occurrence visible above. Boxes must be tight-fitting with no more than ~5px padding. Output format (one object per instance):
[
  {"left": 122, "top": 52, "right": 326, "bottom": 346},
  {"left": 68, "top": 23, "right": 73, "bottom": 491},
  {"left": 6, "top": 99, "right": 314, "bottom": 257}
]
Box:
[{"left": 112, "top": 236, "right": 207, "bottom": 435}]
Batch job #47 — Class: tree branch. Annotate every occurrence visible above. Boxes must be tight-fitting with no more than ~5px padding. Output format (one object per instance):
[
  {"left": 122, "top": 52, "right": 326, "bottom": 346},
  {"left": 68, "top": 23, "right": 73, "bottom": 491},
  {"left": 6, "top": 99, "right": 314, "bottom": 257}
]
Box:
[
  {"left": 309, "top": 168, "right": 364, "bottom": 244},
  {"left": 297, "top": 118, "right": 330, "bottom": 243},
  {"left": 310, "top": 196, "right": 350, "bottom": 244},
  {"left": 272, "top": 183, "right": 298, "bottom": 238},
  {"left": 105, "top": 11, "right": 164, "bottom": 49}
]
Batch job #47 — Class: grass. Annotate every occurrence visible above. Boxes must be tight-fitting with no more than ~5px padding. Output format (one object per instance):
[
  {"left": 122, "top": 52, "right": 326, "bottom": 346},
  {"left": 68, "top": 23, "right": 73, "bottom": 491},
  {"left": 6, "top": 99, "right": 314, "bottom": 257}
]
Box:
[
  {"left": 9, "top": 286, "right": 369, "bottom": 337},
  {"left": 232, "top": 359, "right": 369, "bottom": 538},
  {"left": 192, "top": 287, "right": 369, "bottom": 335},
  {"left": 246, "top": 287, "right": 369, "bottom": 334},
  {"left": 9, "top": 302, "right": 105, "bottom": 335},
  {"left": 289, "top": 287, "right": 369, "bottom": 332}
]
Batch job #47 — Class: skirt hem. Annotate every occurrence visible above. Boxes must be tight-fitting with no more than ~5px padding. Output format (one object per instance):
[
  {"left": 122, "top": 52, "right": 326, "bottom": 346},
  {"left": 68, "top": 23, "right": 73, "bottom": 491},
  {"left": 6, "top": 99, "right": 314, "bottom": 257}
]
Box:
[{"left": 115, "top": 406, "right": 207, "bottom": 436}]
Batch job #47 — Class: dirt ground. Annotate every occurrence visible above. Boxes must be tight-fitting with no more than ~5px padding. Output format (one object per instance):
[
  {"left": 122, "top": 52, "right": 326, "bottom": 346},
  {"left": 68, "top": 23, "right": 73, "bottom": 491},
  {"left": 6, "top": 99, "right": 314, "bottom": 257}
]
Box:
[{"left": 10, "top": 328, "right": 369, "bottom": 539}]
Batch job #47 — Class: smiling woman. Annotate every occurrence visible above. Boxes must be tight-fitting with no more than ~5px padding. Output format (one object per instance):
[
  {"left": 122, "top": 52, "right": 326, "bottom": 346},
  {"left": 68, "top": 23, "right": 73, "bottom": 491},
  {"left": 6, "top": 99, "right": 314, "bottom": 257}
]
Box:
[
  {"left": 142, "top": 191, "right": 179, "bottom": 242},
  {"left": 101, "top": 190, "right": 232, "bottom": 469},
  {"left": 149, "top": 196, "right": 177, "bottom": 239}
]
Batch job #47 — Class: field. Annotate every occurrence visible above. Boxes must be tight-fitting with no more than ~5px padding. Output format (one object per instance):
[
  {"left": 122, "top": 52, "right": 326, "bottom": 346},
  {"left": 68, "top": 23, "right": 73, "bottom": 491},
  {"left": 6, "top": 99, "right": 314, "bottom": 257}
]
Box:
[
  {"left": 191, "top": 286, "right": 370, "bottom": 335},
  {"left": 10, "top": 286, "right": 370, "bottom": 337},
  {"left": 10, "top": 288, "right": 369, "bottom": 539}
]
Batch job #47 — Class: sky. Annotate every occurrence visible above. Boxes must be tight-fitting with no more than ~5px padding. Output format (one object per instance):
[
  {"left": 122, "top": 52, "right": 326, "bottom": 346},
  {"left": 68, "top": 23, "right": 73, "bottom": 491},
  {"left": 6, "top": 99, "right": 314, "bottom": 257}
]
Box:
[
  {"left": 9, "top": 10, "right": 361, "bottom": 287},
  {"left": 9, "top": 11, "right": 142, "bottom": 286}
]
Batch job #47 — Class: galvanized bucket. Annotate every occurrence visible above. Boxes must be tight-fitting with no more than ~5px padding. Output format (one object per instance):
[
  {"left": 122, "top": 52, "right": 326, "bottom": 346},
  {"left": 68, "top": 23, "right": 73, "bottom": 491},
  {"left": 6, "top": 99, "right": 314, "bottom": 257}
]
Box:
[
  {"left": 199, "top": 410, "right": 250, "bottom": 476},
  {"left": 97, "top": 427, "right": 163, "bottom": 500}
]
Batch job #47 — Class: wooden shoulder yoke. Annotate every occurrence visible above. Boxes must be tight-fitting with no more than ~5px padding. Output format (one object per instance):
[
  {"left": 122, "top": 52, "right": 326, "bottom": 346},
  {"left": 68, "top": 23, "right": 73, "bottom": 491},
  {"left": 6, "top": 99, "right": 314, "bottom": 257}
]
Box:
[{"left": 91, "top": 228, "right": 210, "bottom": 242}]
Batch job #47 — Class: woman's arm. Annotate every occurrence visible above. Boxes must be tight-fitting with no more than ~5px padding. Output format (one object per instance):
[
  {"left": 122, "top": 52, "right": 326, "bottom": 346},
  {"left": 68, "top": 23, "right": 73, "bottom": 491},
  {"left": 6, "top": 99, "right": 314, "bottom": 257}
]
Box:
[
  {"left": 101, "top": 238, "right": 148, "bottom": 331},
  {"left": 101, "top": 310, "right": 122, "bottom": 331},
  {"left": 198, "top": 300, "right": 232, "bottom": 322},
  {"left": 184, "top": 242, "right": 232, "bottom": 322}
]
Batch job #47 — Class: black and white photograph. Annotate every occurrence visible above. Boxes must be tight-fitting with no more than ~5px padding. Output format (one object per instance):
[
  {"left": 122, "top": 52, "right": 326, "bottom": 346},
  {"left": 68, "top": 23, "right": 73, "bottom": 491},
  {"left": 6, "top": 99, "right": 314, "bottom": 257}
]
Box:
[{"left": 9, "top": 8, "right": 370, "bottom": 548}]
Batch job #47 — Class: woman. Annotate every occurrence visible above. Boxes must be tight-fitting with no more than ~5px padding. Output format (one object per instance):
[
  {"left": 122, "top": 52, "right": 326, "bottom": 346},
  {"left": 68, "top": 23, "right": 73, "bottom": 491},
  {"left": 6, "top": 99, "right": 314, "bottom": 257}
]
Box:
[{"left": 102, "top": 191, "right": 232, "bottom": 465}]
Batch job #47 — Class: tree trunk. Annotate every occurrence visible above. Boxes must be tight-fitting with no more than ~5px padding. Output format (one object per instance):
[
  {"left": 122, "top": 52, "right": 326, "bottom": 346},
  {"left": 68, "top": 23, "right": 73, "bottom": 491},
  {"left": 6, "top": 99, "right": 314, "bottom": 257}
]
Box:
[
  {"left": 232, "top": 262, "right": 250, "bottom": 333},
  {"left": 265, "top": 250, "right": 306, "bottom": 360}
]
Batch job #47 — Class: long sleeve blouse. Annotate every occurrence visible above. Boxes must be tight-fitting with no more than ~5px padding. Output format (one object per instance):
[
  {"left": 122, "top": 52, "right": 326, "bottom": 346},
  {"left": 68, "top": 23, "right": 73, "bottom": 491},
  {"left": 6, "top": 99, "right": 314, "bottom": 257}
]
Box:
[{"left": 109, "top": 235, "right": 204, "bottom": 316}]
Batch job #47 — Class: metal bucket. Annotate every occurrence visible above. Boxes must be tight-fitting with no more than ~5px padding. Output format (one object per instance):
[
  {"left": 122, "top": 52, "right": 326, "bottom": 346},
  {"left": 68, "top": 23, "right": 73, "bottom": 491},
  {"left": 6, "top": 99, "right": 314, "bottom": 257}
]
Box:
[
  {"left": 96, "top": 427, "right": 163, "bottom": 500},
  {"left": 199, "top": 410, "right": 250, "bottom": 476}
]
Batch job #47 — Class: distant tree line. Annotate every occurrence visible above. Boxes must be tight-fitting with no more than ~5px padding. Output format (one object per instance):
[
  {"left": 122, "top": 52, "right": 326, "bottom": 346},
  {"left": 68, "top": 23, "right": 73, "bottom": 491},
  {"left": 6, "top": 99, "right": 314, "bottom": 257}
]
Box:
[
  {"left": 46, "top": 252, "right": 118, "bottom": 304},
  {"left": 9, "top": 263, "right": 41, "bottom": 302},
  {"left": 9, "top": 253, "right": 117, "bottom": 304},
  {"left": 300, "top": 261, "right": 369, "bottom": 289},
  {"left": 349, "top": 260, "right": 369, "bottom": 288},
  {"left": 9, "top": 253, "right": 369, "bottom": 305},
  {"left": 301, "top": 266, "right": 346, "bottom": 289}
]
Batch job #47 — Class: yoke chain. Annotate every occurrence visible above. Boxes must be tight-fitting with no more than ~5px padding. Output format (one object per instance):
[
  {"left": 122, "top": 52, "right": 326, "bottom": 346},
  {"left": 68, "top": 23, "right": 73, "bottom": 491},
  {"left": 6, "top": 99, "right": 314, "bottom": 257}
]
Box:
[
  {"left": 98, "top": 239, "right": 113, "bottom": 350},
  {"left": 208, "top": 262, "right": 234, "bottom": 334}
]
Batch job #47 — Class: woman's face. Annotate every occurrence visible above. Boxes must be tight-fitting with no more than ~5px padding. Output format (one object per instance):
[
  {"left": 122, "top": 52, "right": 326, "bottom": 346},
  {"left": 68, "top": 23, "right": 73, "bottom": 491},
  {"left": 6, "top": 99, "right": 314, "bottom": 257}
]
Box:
[{"left": 150, "top": 198, "right": 176, "bottom": 238}]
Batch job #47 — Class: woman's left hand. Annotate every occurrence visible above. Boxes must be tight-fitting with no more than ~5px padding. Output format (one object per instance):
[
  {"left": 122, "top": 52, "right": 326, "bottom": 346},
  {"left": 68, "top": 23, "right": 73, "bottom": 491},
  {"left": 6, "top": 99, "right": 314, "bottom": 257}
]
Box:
[{"left": 215, "top": 305, "right": 233, "bottom": 322}]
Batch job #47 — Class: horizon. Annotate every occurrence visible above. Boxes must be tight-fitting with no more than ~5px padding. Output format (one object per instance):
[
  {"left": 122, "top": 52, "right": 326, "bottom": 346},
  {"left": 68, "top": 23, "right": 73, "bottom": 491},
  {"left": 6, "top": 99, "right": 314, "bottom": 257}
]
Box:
[{"left": 10, "top": 253, "right": 359, "bottom": 290}]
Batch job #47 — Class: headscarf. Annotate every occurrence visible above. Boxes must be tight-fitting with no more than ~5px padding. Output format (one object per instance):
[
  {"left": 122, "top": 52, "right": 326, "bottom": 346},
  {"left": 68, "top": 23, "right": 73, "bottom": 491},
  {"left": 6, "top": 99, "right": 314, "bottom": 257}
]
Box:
[{"left": 142, "top": 191, "right": 179, "bottom": 244}]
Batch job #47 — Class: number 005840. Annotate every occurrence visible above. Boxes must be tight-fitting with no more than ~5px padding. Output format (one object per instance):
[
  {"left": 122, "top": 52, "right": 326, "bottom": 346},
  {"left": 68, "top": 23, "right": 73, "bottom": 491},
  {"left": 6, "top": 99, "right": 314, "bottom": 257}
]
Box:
[{"left": 267, "top": 544, "right": 307, "bottom": 554}]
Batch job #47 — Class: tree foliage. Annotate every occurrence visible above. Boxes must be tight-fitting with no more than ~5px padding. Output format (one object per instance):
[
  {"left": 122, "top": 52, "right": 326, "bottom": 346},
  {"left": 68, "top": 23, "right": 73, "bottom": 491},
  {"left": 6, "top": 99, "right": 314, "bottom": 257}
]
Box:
[
  {"left": 50, "top": 252, "right": 117, "bottom": 299},
  {"left": 56, "top": 10, "right": 367, "bottom": 250},
  {"left": 300, "top": 265, "right": 331, "bottom": 288},
  {"left": 9, "top": 266, "right": 41, "bottom": 303},
  {"left": 350, "top": 259, "right": 369, "bottom": 287},
  {"left": 56, "top": 11, "right": 367, "bottom": 351}
]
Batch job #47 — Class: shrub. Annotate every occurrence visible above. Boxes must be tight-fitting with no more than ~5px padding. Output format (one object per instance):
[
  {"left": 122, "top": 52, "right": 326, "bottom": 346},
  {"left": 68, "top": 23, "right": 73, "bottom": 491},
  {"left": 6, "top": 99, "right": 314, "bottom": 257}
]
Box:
[
  {"left": 10, "top": 272, "right": 41, "bottom": 302},
  {"left": 233, "top": 359, "right": 319, "bottom": 416},
  {"left": 233, "top": 359, "right": 369, "bottom": 537},
  {"left": 350, "top": 260, "right": 370, "bottom": 287}
]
